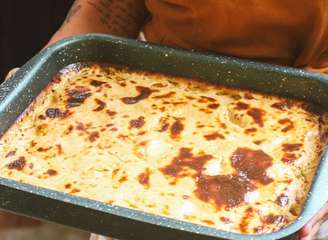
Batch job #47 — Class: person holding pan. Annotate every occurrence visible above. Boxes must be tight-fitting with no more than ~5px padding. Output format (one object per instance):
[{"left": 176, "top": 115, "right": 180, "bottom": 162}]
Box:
[{"left": 5, "top": 1, "right": 328, "bottom": 240}]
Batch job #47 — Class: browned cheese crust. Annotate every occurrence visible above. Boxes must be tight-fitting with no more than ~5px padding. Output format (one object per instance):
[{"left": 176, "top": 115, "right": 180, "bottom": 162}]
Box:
[{"left": 1, "top": 63, "right": 328, "bottom": 234}]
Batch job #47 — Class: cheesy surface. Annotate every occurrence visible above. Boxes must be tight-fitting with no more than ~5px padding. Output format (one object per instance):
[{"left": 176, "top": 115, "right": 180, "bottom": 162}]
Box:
[{"left": 1, "top": 63, "right": 328, "bottom": 234}]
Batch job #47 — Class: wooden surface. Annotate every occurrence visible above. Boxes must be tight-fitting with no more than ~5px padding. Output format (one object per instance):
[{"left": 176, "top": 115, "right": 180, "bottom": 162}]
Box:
[{"left": 0, "top": 222, "right": 89, "bottom": 240}]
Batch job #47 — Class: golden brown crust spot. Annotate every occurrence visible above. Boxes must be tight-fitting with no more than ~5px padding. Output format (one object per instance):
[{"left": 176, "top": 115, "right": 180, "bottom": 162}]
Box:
[
  {"left": 138, "top": 168, "right": 151, "bottom": 188},
  {"left": 170, "top": 119, "right": 184, "bottom": 139},
  {"left": 247, "top": 108, "right": 266, "bottom": 127},
  {"left": 7, "top": 157, "right": 26, "bottom": 171},
  {"left": 204, "top": 132, "right": 225, "bottom": 140}
]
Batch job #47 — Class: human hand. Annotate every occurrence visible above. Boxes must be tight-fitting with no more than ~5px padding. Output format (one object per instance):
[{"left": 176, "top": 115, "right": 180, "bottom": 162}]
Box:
[
  {"left": 4, "top": 68, "right": 19, "bottom": 81},
  {"left": 299, "top": 202, "right": 328, "bottom": 240}
]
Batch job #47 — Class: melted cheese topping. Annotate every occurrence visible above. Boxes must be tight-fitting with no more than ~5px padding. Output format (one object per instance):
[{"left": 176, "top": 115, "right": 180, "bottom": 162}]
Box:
[{"left": 1, "top": 63, "right": 328, "bottom": 234}]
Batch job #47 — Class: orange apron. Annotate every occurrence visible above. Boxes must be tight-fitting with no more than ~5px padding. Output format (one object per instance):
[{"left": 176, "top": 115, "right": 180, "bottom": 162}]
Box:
[{"left": 144, "top": 0, "right": 328, "bottom": 73}]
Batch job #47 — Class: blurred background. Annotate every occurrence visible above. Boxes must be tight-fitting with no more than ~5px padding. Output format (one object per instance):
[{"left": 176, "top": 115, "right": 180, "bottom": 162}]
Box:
[
  {"left": 0, "top": 0, "right": 73, "bottom": 81},
  {"left": 0, "top": 1, "right": 89, "bottom": 239}
]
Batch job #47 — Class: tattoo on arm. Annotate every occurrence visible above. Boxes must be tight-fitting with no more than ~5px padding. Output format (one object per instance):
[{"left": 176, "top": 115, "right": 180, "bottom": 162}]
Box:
[
  {"left": 64, "top": 1, "right": 82, "bottom": 24},
  {"left": 86, "top": 0, "right": 146, "bottom": 37}
]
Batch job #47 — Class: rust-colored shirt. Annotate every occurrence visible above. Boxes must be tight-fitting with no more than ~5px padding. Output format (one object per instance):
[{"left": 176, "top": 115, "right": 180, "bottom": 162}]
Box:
[{"left": 144, "top": 0, "right": 328, "bottom": 73}]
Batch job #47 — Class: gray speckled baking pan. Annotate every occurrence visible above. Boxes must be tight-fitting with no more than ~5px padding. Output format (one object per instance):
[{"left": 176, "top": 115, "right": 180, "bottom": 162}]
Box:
[{"left": 1, "top": 34, "right": 328, "bottom": 240}]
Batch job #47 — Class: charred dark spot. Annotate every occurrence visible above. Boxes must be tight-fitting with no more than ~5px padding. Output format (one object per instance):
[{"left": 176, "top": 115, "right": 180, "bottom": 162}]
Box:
[
  {"left": 282, "top": 143, "right": 302, "bottom": 152},
  {"left": 247, "top": 108, "right": 265, "bottom": 127},
  {"left": 112, "top": 169, "right": 119, "bottom": 178},
  {"left": 138, "top": 168, "right": 151, "bottom": 187},
  {"left": 138, "top": 131, "right": 147, "bottom": 136},
  {"left": 5, "top": 150, "right": 16, "bottom": 158},
  {"left": 38, "top": 115, "right": 46, "bottom": 120},
  {"left": 129, "top": 80, "right": 137, "bottom": 84},
  {"left": 196, "top": 175, "right": 254, "bottom": 210},
  {"left": 199, "top": 108, "right": 213, "bottom": 114},
  {"left": 199, "top": 96, "right": 216, "bottom": 103},
  {"left": 263, "top": 215, "right": 288, "bottom": 226},
  {"left": 284, "top": 179, "right": 293, "bottom": 184},
  {"left": 204, "top": 132, "right": 225, "bottom": 140},
  {"left": 46, "top": 108, "right": 67, "bottom": 118},
  {"left": 129, "top": 117, "right": 145, "bottom": 129},
  {"left": 65, "top": 183, "right": 72, "bottom": 189},
  {"left": 271, "top": 101, "right": 293, "bottom": 111},
  {"left": 151, "top": 83, "right": 167, "bottom": 88},
  {"left": 7, "top": 157, "right": 26, "bottom": 171},
  {"left": 163, "top": 101, "right": 186, "bottom": 106},
  {"left": 161, "top": 148, "right": 213, "bottom": 178},
  {"left": 67, "top": 88, "right": 91, "bottom": 107},
  {"left": 76, "top": 122, "right": 86, "bottom": 131},
  {"left": 170, "top": 119, "right": 184, "bottom": 139},
  {"left": 231, "top": 148, "right": 273, "bottom": 184},
  {"left": 88, "top": 131, "right": 100, "bottom": 142},
  {"left": 152, "top": 91, "right": 176, "bottom": 99},
  {"left": 120, "top": 82, "right": 127, "bottom": 87},
  {"left": 229, "top": 94, "right": 242, "bottom": 100},
  {"left": 103, "top": 83, "right": 111, "bottom": 89},
  {"left": 239, "top": 207, "right": 254, "bottom": 233},
  {"left": 90, "top": 79, "right": 106, "bottom": 87},
  {"left": 254, "top": 226, "right": 264, "bottom": 234},
  {"left": 282, "top": 153, "right": 298, "bottom": 163},
  {"left": 276, "top": 194, "right": 289, "bottom": 207},
  {"left": 46, "top": 169, "right": 58, "bottom": 176},
  {"left": 220, "top": 217, "right": 232, "bottom": 224},
  {"left": 30, "top": 141, "right": 37, "bottom": 147},
  {"left": 278, "top": 118, "right": 294, "bottom": 132},
  {"left": 235, "top": 102, "right": 249, "bottom": 110},
  {"left": 202, "top": 220, "right": 215, "bottom": 225},
  {"left": 93, "top": 98, "right": 106, "bottom": 111},
  {"left": 160, "top": 122, "right": 170, "bottom": 132},
  {"left": 110, "top": 127, "right": 118, "bottom": 132},
  {"left": 66, "top": 125, "right": 74, "bottom": 135},
  {"left": 121, "top": 86, "right": 152, "bottom": 104},
  {"left": 118, "top": 134, "right": 128, "bottom": 140},
  {"left": 37, "top": 146, "right": 52, "bottom": 152},
  {"left": 106, "top": 109, "right": 117, "bottom": 116},
  {"left": 138, "top": 141, "right": 147, "bottom": 147},
  {"left": 253, "top": 140, "right": 264, "bottom": 145},
  {"left": 244, "top": 93, "right": 254, "bottom": 100},
  {"left": 56, "top": 144, "right": 63, "bottom": 155},
  {"left": 186, "top": 96, "right": 195, "bottom": 100},
  {"left": 208, "top": 103, "right": 220, "bottom": 109},
  {"left": 220, "top": 123, "right": 227, "bottom": 129},
  {"left": 244, "top": 128, "right": 257, "bottom": 135}
]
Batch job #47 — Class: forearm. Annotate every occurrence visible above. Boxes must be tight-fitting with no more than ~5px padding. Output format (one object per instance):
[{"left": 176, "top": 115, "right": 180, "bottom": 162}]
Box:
[
  {"left": 309, "top": 66, "right": 328, "bottom": 74},
  {"left": 47, "top": 0, "right": 147, "bottom": 46}
]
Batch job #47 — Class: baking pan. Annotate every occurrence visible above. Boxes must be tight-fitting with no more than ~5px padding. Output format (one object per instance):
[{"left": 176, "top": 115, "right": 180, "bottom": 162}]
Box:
[{"left": 1, "top": 34, "right": 328, "bottom": 240}]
